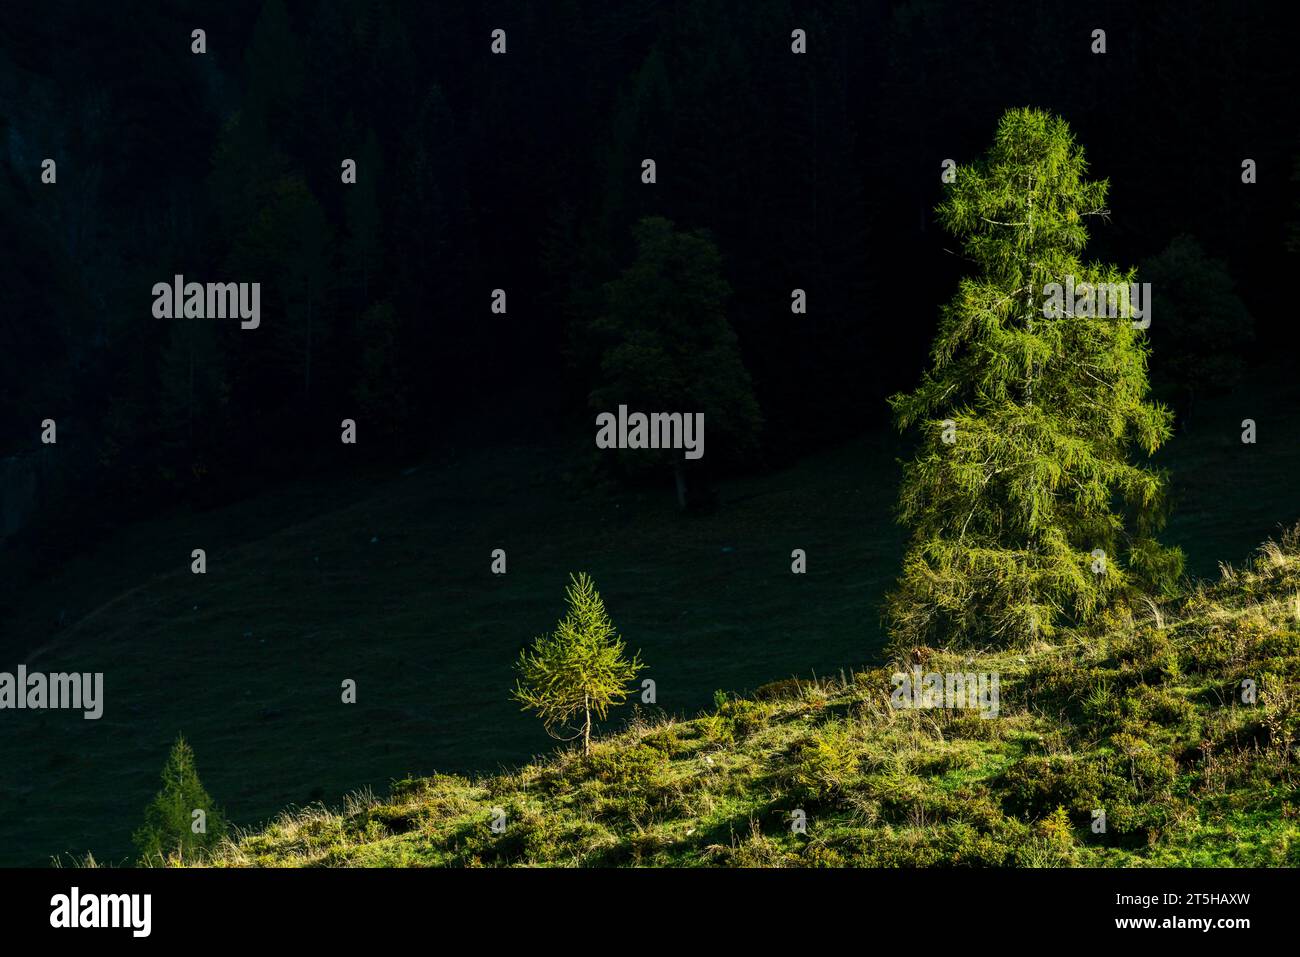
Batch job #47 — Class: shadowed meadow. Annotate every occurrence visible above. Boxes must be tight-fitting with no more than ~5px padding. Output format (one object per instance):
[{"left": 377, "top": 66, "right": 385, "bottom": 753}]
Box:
[{"left": 2, "top": 365, "right": 1297, "bottom": 865}]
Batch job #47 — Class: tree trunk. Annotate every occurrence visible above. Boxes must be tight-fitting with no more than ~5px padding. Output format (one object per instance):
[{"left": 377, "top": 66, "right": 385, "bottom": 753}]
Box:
[{"left": 583, "top": 693, "right": 591, "bottom": 755}]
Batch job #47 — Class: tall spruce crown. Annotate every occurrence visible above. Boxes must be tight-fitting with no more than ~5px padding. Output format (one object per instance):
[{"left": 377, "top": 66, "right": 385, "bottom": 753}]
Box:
[{"left": 887, "top": 108, "right": 1184, "bottom": 648}]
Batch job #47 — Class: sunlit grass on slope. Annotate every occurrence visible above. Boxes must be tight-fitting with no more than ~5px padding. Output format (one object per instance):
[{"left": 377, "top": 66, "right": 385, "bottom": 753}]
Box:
[{"left": 195, "top": 529, "right": 1300, "bottom": 868}]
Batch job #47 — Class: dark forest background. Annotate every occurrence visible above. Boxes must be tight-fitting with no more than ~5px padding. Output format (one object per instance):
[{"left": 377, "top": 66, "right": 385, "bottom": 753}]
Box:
[{"left": 3, "top": 0, "right": 1297, "bottom": 581}]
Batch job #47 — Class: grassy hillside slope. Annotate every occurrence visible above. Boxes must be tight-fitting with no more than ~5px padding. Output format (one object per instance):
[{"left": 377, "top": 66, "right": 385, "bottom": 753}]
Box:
[
  {"left": 4, "top": 366, "right": 1299, "bottom": 866},
  {"left": 206, "top": 531, "right": 1300, "bottom": 867},
  {"left": 3, "top": 438, "right": 903, "bottom": 866}
]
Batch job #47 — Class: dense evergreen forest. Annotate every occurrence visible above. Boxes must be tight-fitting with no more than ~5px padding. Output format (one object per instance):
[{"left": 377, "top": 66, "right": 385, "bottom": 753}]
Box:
[{"left": 2, "top": 0, "right": 1295, "bottom": 584}]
